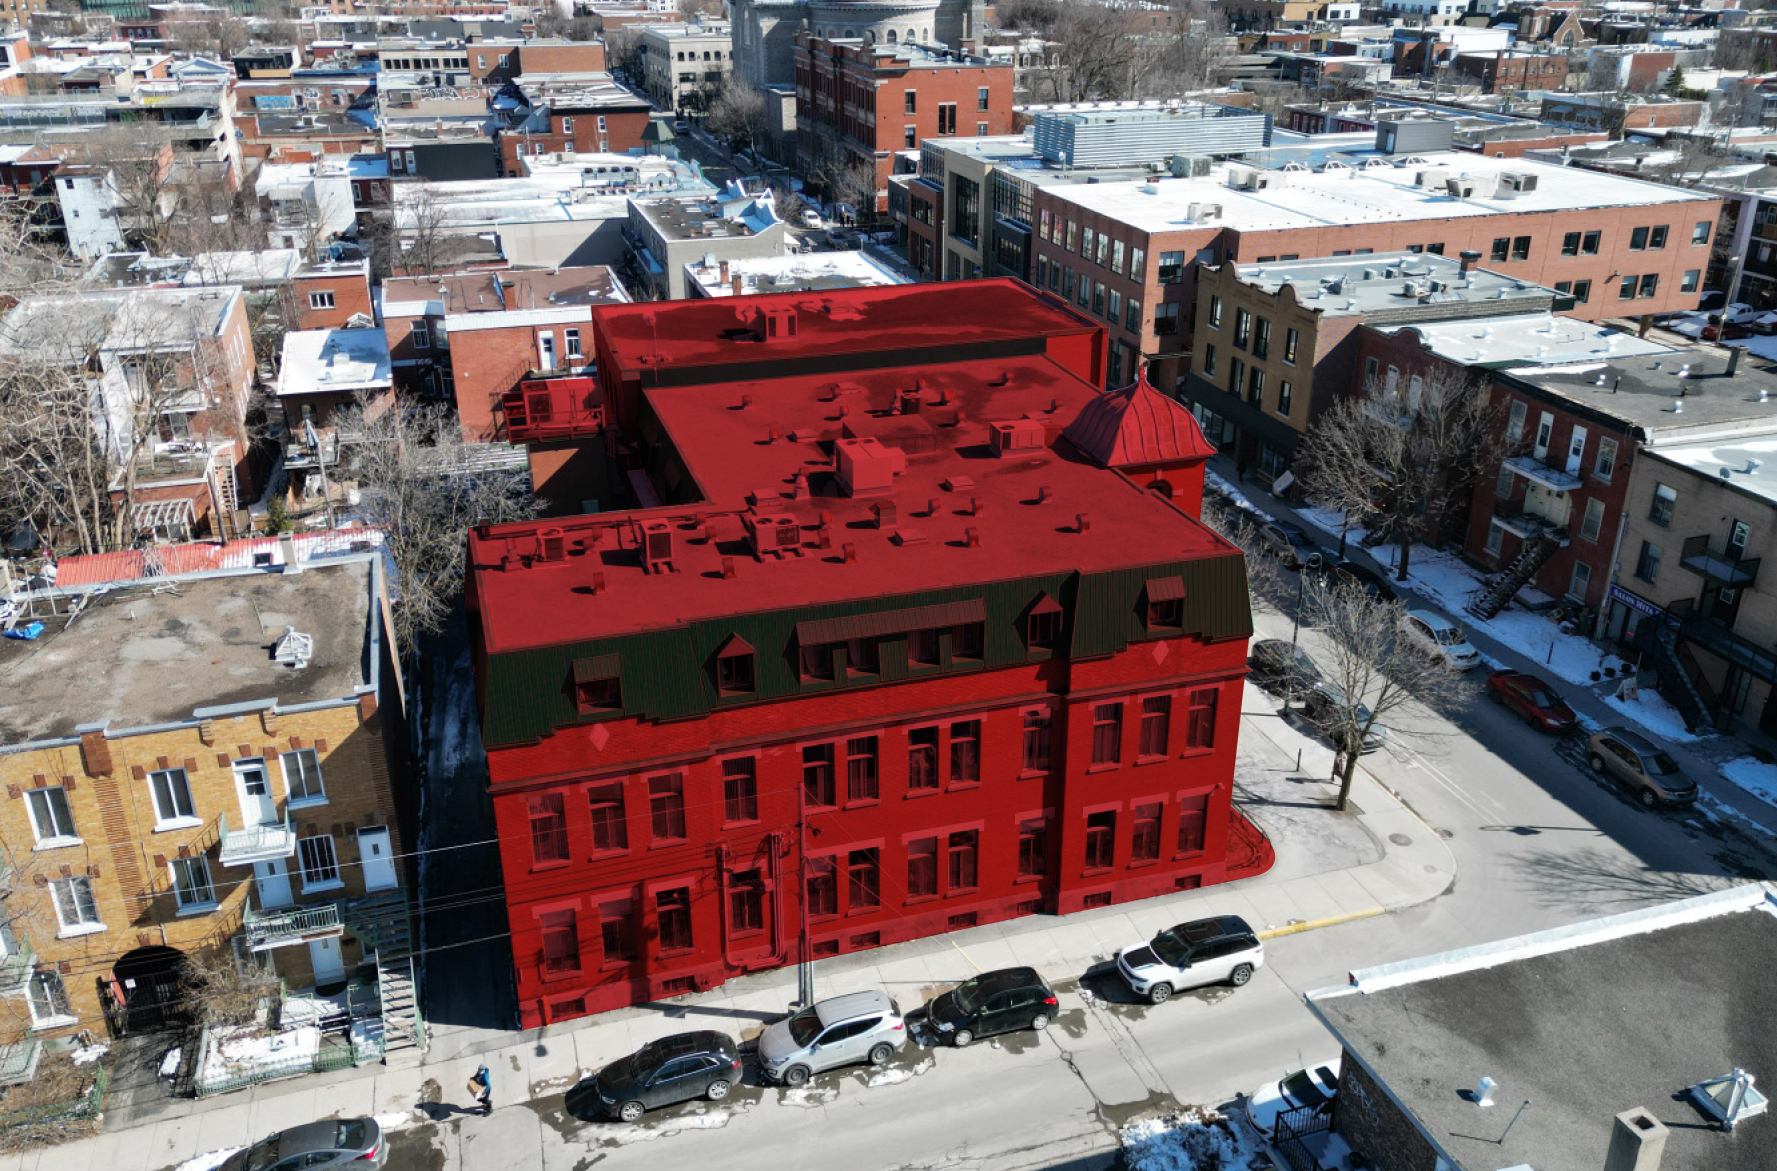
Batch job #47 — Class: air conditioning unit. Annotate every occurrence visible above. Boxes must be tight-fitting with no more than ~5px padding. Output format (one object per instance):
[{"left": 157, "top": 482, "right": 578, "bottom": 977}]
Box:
[
  {"left": 1495, "top": 172, "right": 1538, "bottom": 195},
  {"left": 640, "top": 520, "right": 673, "bottom": 573},
  {"left": 744, "top": 511, "right": 800, "bottom": 557},
  {"left": 1446, "top": 177, "right": 1477, "bottom": 198},
  {"left": 989, "top": 419, "right": 1047, "bottom": 456}
]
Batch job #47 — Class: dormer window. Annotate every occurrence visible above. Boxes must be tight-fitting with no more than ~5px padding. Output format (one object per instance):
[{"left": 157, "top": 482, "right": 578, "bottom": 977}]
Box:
[
  {"left": 1027, "top": 593, "right": 1062, "bottom": 649},
  {"left": 715, "top": 634, "right": 755, "bottom": 695},
  {"left": 1146, "top": 576, "right": 1185, "bottom": 630},
  {"left": 573, "top": 654, "right": 622, "bottom": 713}
]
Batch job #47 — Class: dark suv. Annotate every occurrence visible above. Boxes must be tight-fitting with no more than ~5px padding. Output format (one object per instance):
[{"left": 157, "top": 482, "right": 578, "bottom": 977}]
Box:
[
  {"left": 922, "top": 967, "right": 1059, "bottom": 1047},
  {"left": 576, "top": 1031, "right": 741, "bottom": 1122}
]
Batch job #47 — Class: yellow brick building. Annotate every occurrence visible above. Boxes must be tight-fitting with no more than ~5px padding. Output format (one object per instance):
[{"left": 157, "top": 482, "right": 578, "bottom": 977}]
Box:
[{"left": 0, "top": 552, "right": 417, "bottom": 1080}]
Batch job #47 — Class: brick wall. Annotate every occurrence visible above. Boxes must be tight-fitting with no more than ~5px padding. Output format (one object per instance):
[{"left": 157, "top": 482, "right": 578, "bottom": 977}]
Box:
[
  {"left": 515, "top": 42, "right": 608, "bottom": 74},
  {"left": 1333, "top": 1054, "right": 1444, "bottom": 1171},
  {"left": 0, "top": 700, "right": 403, "bottom": 1035},
  {"left": 292, "top": 269, "right": 374, "bottom": 329}
]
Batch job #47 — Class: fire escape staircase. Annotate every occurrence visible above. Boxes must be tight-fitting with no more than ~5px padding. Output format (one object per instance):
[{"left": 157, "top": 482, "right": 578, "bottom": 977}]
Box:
[
  {"left": 346, "top": 891, "right": 425, "bottom": 1061},
  {"left": 1633, "top": 618, "right": 1720, "bottom": 733},
  {"left": 1467, "top": 531, "right": 1561, "bottom": 621}
]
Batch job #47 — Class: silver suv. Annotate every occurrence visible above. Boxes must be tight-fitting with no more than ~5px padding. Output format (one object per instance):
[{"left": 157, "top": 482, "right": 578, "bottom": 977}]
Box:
[
  {"left": 1585, "top": 725, "right": 1698, "bottom": 808},
  {"left": 758, "top": 990, "right": 907, "bottom": 1087}
]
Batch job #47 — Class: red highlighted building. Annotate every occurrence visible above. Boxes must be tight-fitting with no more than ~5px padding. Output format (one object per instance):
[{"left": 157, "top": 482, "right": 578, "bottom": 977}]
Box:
[{"left": 466, "top": 280, "right": 1272, "bottom": 1028}]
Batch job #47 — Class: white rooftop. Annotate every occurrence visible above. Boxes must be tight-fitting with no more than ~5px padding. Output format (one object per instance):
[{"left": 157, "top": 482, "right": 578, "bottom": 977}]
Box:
[
  {"left": 1650, "top": 434, "right": 1777, "bottom": 506},
  {"left": 276, "top": 327, "right": 391, "bottom": 399},
  {"left": 1047, "top": 151, "right": 1715, "bottom": 235},
  {"left": 1377, "top": 313, "right": 1675, "bottom": 368},
  {"left": 181, "top": 249, "right": 304, "bottom": 287},
  {"left": 685, "top": 250, "right": 910, "bottom": 296}
]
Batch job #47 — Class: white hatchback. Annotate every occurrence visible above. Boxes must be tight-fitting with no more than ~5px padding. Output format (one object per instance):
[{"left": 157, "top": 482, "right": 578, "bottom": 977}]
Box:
[
  {"left": 1401, "top": 609, "right": 1481, "bottom": 669},
  {"left": 1246, "top": 1057, "right": 1342, "bottom": 1139}
]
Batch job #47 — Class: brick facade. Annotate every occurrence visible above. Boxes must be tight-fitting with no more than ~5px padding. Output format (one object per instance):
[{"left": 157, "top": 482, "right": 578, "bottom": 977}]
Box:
[{"left": 1332, "top": 1054, "right": 1444, "bottom": 1171}]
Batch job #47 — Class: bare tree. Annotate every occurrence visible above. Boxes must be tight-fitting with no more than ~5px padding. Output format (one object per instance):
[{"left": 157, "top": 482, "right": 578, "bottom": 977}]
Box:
[
  {"left": 338, "top": 396, "right": 540, "bottom": 651},
  {"left": 373, "top": 183, "right": 456, "bottom": 278},
  {"left": 0, "top": 353, "right": 116, "bottom": 555},
  {"left": 171, "top": 12, "right": 254, "bottom": 59},
  {"left": 604, "top": 26, "right": 645, "bottom": 81},
  {"left": 1304, "top": 576, "right": 1466, "bottom": 810},
  {"left": 81, "top": 131, "right": 184, "bottom": 256},
  {"left": 704, "top": 80, "right": 771, "bottom": 162},
  {"left": 179, "top": 945, "right": 281, "bottom": 1033},
  {"left": 1297, "top": 364, "right": 1495, "bottom": 582}
]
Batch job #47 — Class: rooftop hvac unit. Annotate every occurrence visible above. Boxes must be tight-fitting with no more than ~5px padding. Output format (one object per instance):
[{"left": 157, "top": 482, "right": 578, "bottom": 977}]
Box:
[
  {"left": 1170, "top": 153, "right": 1212, "bottom": 178},
  {"left": 1495, "top": 171, "right": 1538, "bottom": 196},
  {"left": 989, "top": 418, "right": 1047, "bottom": 456},
  {"left": 1446, "top": 177, "right": 1477, "bottom": 198},
  {"left": 745, "top": 512, "right": 800, "bottom": 557},
  {"left": 640, "top": 520, "right": 673, "bottom": 573},
  {"left": 1415, "top": 167, "right": 1449, "bottom": 188}
]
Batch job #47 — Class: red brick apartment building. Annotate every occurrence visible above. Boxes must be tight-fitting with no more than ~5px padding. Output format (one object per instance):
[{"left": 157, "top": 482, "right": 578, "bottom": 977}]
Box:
[
  {"left": 1451, "top": 50, "right": 1568, "bottom": 94},
  {"left": 795, "top": 33, "right": 1013, "bottom": 213},
  {"left": 466, "top": 280, "right": 1271, "bottom": 1027},
  {"left": 495, "top": 83, "right": 654, "bottom": 175}
]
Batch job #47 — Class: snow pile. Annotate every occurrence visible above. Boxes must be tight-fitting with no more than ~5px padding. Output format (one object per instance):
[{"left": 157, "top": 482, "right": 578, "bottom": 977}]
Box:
[
  {"left": 865, "top": 1056, "right": 933, "bottom": 1088},
  {"left": 70, "top": 1043, "right": 108, "bottom": 1066},
  {"left": 1121, "top": 1110, "right": 1267, "bottom": 1171},
  {"left": 196, "top": 1024, "right": 320, "bottom": 1094},
  {"left": 1721, "top": 757, "right": 1777, "bottom": 806},
  {"left": 174, "top": 1149, "right": 242, "bottom": 1171},
  {"left": 1601, "top": 685, "right": 1708, "bottom": 744}
]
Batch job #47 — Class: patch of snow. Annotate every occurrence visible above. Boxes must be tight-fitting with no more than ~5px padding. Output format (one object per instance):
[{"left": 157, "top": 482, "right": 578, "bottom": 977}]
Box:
[
  {"left": 1601, "top": 686, "right": 1709, "bottom": 744},
  {"left": 175, "top": 1149, "right": 243, "bottom": 1171},
  {"left": 70, "top": 1043, "right": 108, "bottom": 1065},
  {"left": 777, "top": 1086, "right": 839, "bottom": 1108},
  {"left": 1121, "top": 1109, "right": 1268, "bottom": 1171},
  {"left": 594, "top": 1109, "right": 737, "bottom": 1145},
  {"left": 865, "top": 1056, "right": 933, "bottom": 1088},
  {"left": 1721, "top": 757, "right": 1777, "bottom": 806},
  {"left": 1204, "top": 471, "right": 1274, "bottom": 525},
  {"left": 374, "top": 1111, "right": 415, "bottom": 1133},
  {"left": 1296, "top": 505, "right": 1363, "bottom": 546},
  {"left": 197, "top": 1025, "right": 319, "bottom": 1094},
  {"left": 1696, "top": 790, "right": 1768, "bottom": 836}
]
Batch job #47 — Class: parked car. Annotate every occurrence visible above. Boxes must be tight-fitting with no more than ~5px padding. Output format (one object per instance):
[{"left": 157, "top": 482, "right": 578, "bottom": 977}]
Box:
[
  {"left": 1246, "top": 1058, "right": 1342, "bottom": 1139},
  {"left": 673, "top": 118, "right": 691, "bottom": 133},
  {"left": 758, "top": 990, "right": 906, "bottom": 1087},
  {"left": 574, "top": 1030, "right": 741, "bottom": 1122},
  {"left": 1702, "top": 322, "right": 1753, "bottom": 342},
  {"left": 826, "top": 226, "right": 859, "bottom": 248},
  {"left": 1257, "top": 522, "right": 1324, "bottom": 570},
  {"left": 1115, "top": 915, "right": 1265, "bottom": 1005},
  {"left": 800, "top": 208, "right": 824, "bottom": 230},
  {"left": 1300, "top": 680, "right": 1387, "bottom": 754},
  {"left": 1486, "top": 669, "right": 1577, "bottom": 734},
  {"left": 1585, "top": 726, "right": 1699, "bottom": 808},
  {"left": 221, "top": 1119, "right": 386, "bottom": 1171},
  {"left": 921, "top": 967, "right": 1058, "bottom": 1047},
  {"left": 1327, "top": 558, "right": 1395, "bottom": 602},
  {"left": 1400, "top": 609, "right": 1481, "bottom": 669},
  {"left": 1249, "top": 638, "right": 1324, "bottom": 693}
]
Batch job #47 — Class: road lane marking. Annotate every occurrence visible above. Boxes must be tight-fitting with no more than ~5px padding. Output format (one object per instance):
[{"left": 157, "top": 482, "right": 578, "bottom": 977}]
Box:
[{"left": 1397, "top": 742, "right": 1504, "bottom": 820}]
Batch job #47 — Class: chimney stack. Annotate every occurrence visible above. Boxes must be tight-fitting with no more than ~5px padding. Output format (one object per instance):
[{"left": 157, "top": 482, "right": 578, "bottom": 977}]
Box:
[
  {"left": 1605, "top": 1108, "right": 1668, "bottom": 1171},
  {"left": 719, "top": 259, "right": 729, "bottom": 283},
  {"left": 1459, "top": 249, "right": 1482, "bottom": 274},
  {"left": 280, "top": 532, "right": 302, "bottom": 574}
]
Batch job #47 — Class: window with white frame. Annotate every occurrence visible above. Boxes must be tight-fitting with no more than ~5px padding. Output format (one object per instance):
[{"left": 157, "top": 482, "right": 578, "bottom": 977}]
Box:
[
  {"left": 298, "top": 834, "right": 341, "bottom": 889},
  {"left": 50, "top": 876, "right": 101, "bottom": 934},
  {"left": 171, "top": 856, "right": 216, "bottom": 911},
  {"left": 26, "top": 969, "right": 71, "bottom": 1027},
  {"left": 281, "top": 749, "right": 326, "bottom": 805},
  {"left": 562, "top": 116, "right": 574, "bottom": 134},
  {"left": 148, "top": 768, "right": 196, "bottom": 828},
  {"left": 308, "top": 291, "right": 335, "bottom": 310},
  {"left": 565, "top": 327, "right": 582, "bottom": 359},
  {"left": 25, "top": 786, "right": 77, "bottom": 845}
]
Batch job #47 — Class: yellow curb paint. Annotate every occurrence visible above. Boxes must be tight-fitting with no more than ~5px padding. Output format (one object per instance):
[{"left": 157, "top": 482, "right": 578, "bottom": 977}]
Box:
[
  {"left": 949, "top": 936, "right": 984, "bottom": 973},
  {"left": 1258, "top": 906, "right": 1386, "bottom": 940}
]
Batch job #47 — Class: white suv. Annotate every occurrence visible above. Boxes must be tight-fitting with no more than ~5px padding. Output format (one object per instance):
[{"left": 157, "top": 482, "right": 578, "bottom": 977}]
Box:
[
  {"left": 1115, "top": 915, "right": 1265, "bottom": 1005},
  {"left": 757, "top": 990, "right": 907, "bottom": 1087},
  {"left": 1401, "top": 609, "right": 1481, "bottom": 669}
]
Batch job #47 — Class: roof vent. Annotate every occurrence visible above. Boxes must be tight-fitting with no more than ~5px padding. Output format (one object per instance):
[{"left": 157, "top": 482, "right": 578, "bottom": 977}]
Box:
[
  {"left": 1690, "top": 1070, "right": 1768, "bottom": 1131},
  {"left": 274, "top": 627, "right": 314, "bottom": 670},
  {"left": 744, "top": 511, "right": 802, "bottom": 559},
  {"left": 639, "top": 520, "right": 674, "bottom": 573},
  {"left": 1076, "top": 513, "right": 1091, "bottom": 534},
  {"left": 872, "top": 500, "right": 897, "bottom": 529}
]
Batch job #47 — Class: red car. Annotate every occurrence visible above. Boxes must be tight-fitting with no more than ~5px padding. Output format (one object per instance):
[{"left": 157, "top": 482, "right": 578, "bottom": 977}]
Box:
[{"left": 1486, "top": 669, "right": 1577, "bottom": 734}]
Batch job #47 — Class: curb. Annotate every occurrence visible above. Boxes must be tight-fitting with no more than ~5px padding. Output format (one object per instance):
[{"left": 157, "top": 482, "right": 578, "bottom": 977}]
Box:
[{"left": 1257, "top": 906, "right": 1387, "bottom": 940}]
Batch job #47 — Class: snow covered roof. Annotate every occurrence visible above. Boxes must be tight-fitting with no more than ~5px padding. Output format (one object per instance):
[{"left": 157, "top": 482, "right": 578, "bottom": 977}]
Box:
[
  {"left": 1377, "top": 313, "right": 1673, "bottom": 369},
  {"left": 276, "top": 327, "right": 392, "bottom": 399}
]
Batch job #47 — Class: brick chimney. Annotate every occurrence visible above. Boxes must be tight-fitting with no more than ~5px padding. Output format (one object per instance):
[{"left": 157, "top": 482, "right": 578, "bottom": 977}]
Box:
[
  {"left": 1605, "top": 1108, "right": 1668, "bottom": 1171},
  {"left": 80, "top": 729, "right": 113, "bottom": 777}
]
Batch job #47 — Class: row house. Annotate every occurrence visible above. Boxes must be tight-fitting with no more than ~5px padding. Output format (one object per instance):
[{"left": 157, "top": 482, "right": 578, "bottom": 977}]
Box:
[
  {"left": 493, "top": 80, "right": 654, "bottom": 175},
  {"left": 469, "top": 279, "right": 1267, "bottom": 1027},
  {"left": 0, "top": 552, "right": 421, "bottom": 1070}
]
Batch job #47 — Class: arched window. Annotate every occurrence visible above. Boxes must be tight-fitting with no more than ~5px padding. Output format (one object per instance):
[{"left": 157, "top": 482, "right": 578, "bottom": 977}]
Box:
[{"left": 887, "top": 29, "right": 897, "bottom": 42}]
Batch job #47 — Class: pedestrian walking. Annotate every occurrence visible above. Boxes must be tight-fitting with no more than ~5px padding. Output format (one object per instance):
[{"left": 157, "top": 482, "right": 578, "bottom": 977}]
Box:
[{"left": 468, "top": 1064, "right": 492, "bottom": 1116}]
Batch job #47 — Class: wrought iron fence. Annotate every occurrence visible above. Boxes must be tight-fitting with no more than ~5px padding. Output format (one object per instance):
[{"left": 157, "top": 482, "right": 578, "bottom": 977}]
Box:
[{"left": 1273, "top": 1100, "right": 1335, "bottom": 1171}]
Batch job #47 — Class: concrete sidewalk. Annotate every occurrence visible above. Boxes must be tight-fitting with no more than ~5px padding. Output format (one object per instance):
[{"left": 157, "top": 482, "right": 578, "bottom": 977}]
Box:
[
  {"left": 10, "top": 693, "right": 1452, "bottom": 1171},
  {"left": 1209, "top": 453, "right": 1777, "bottom": 844}
]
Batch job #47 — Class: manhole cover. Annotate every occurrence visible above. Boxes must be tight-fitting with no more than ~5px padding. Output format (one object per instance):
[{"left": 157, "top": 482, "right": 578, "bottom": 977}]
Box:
[
  {"left": 1435, "top": 828, "right": 1454, "bottom": 840},
  {"left": 1389, "top": 833, "right": 1412, "bottom": 847}
]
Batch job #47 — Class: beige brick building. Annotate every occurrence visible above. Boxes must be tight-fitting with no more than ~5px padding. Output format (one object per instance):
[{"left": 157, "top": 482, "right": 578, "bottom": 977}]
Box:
[{"left": 0, "top": 551, "right": 416, "bottom": 1081}]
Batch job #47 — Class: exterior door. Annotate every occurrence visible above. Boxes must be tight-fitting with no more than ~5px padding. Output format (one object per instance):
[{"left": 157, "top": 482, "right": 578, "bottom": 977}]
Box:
[
  {"left": 254, "top": 859, "right": 293, "bottom": 909},
  {"left": 1564, "top": 426, "right": 1587, "bottom": 475},
  {"left": 358, "top": 828, "right": 398, "bottom": 892},
  {"left": 234, "top": 759, "right": 277, "bottom": 827},
  {"left": 309, "top": 935, "right": 345, "bottom": 985},
  {"left": 538, "top": 333, "right": 556, "bottom": 371}
]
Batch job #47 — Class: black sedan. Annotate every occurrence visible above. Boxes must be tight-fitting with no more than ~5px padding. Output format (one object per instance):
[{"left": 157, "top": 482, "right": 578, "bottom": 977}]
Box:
[
  {"left": 574, "top": 1031, "right": 742, "bottom": 1122},
  {"left": 1250, "top": 639, "right": 1324, "bottom": 693},
  {"left": 223, "top": 1120, "right": 385, "bottom": 1171},
  {"left": 922, "top": 966, "right": 1058, "bottom": 1047}
]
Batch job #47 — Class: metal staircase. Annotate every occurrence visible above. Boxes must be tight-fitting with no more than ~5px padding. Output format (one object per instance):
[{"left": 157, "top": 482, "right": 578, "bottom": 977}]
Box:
[
  {"left": 346, "top": 891, "right": 425, "bottom": 1061},
  {"left": 212, "top": 461, "right": 242, "bottom": 539},
  {"left": 1467, "top": 532, "right": 1560, "bottom": 621},
  {"left": 1633, "top": 619, "right": 1718, "bottom": 733}
]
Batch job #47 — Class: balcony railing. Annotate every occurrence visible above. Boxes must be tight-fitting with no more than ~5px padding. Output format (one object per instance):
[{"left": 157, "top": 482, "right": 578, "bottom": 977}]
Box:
[
  {"left": 0, "top": 939, "right": 34, "bottom": 994},
  {"left": 1680, "top": 534, "right": 1760, "bottom": 588},
  {"left": 1503, "top": 454, "right": 1583, "bottom": 493},
  {"left": 1492, "top": 497, "right": 1571, "bottom": 545},
  {"left": 218, "top": 811, "right": 297, "bottom": 868},
  {"left": 243, "top": 901, "right": 343, "bottom": 952}
]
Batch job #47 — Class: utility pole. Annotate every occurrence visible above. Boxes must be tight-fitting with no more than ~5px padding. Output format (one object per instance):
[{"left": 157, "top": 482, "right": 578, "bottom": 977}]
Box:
[{"left": 796, "top": 778, "right": 814, "bottom": 1007}]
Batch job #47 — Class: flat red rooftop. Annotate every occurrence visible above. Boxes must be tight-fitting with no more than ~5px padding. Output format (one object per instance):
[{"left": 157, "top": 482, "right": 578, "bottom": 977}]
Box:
[{"left": 471, "top": 352, "right": 1235, "bottom": 653}]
